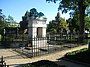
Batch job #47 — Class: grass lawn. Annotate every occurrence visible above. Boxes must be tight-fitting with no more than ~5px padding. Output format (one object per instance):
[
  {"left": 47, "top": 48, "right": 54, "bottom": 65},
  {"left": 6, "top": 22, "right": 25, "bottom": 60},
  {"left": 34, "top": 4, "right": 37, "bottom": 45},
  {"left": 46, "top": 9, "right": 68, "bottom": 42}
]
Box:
[{"left": 63, "top": 48, "right": 90, "bottom": 65}]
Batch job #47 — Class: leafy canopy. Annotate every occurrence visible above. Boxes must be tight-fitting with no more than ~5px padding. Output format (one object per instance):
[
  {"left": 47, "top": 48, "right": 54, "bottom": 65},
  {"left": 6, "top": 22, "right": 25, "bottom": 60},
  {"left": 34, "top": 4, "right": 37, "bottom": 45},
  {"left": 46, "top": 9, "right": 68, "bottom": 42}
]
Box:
[
  {"left": 20, "top": 8, "right": 45, "bottom": 30},
  {"left": 0, "top": 9, "right": 6, "bottom": 34},
  {"left": 46, "top": 0, "right": 90, "bottom": 42},
  {"left": 46, "top": 0, "right": 90, "bottom": 15},
  {"left": 27, "top": 8, "right": 44, "bottom": 19},
  {"left": 47, "top": 12, "right": 68, "bottom": 33}
]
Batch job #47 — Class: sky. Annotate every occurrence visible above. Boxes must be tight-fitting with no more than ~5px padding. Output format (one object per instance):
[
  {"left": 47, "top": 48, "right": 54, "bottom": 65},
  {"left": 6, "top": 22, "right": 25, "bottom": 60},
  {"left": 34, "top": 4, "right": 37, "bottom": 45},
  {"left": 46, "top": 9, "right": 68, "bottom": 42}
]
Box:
[{"left": 0, "top": 0, "right": 70, "bottom": 23}]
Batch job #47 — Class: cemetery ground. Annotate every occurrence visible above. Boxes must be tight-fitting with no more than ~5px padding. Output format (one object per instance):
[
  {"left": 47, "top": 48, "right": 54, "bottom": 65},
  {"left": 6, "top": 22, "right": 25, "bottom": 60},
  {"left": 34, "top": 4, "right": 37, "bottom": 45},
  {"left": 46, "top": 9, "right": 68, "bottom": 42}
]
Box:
[
  {"left": 61, "top": 48, "right": 90, "bottom": 66},
  {"left": 0, "top": 44, "right": 88, "bottom": 67}
]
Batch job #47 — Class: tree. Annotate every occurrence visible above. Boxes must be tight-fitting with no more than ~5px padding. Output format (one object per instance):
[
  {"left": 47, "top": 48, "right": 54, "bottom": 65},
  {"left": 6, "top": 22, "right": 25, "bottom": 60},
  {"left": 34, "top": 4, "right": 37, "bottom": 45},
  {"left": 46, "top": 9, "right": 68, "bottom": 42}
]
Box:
[
  {"left": 60, "top": 18, "right": 68, "bottom": 32},
  {"left": 55, "top": 12, "right": 61, "bottom": 32},
  {"left": 29, "top": 8, "right": 38, "bottom": 18},
  {"left": 38, "top": 12, "right": 44, "bottom": 17},
  {"left": 46, "top": 0, "right": 90, "bottom": 43},
  {"left": 0, "top": 9, "right": 6, "bottom": 34},
  {"left": 7, "top": 15, "right": 14, "bottom": 22},
  {"left": 29, "top": 8, "right": 45, "bottom": 18},
  {"left": 20, "top": 8, "right": 45, "bottom": 30},
  {"left": 5, "top": 15, "right": 17, "bottom": 27},
  {"left": 85, "top": 16, "right": 90, "bottom": 31},
  {"left": 86, "top": 6, "right": 90, "bottom": 16},
  {"left": 20, "top": 16, "right": 28, "bottom": 30},
  {"left": 47, "top": 12, "right": 68, "bottom": 33},
  {"left": 67, "top": 18, "right": 79, "bottom": 33},
  {"left": 55, "top": 12, "right": 68, "bottom": 32},
  {"left": 67, "top": 10, "right": 90, "bottom": 33},
  {"left": 47, "top": 20, "right": 57, "bottom": 33},
  {"left": 6, "top": 15, "right": 17, "bottom": 23}
]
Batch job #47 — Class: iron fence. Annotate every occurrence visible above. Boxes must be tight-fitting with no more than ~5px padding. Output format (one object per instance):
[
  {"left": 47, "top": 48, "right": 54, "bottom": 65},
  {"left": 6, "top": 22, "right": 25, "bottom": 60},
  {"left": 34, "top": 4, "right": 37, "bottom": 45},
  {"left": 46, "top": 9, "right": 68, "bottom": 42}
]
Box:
[
  {"left": 0, "top": 32, "right": 88, "bottom": 58},
  {"left": 0, "top": 56, "right": 9, "bottom": 67},
  {"left": 13, "top": 34, "right": 81, "bottom": 58}
]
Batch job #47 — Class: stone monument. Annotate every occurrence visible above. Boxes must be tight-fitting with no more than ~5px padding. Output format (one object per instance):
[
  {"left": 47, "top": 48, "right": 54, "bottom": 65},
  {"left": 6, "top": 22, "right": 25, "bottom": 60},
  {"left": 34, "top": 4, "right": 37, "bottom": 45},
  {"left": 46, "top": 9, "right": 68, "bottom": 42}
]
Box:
[
  {"left": 28, "top": 16, "right": 47, "bottom": 48},
  {"left": 28, "top": 16, "right": 47, "bottom": 38}
]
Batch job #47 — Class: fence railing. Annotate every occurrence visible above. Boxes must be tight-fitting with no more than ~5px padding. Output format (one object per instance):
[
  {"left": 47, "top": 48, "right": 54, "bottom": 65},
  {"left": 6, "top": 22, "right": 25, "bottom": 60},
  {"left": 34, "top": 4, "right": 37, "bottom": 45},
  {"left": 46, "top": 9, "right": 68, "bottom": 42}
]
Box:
[
  {"left": 0, "top": 56, "right": 9, "bottom": 67},
  {"left": 0, "top": 33, "right": 88, "bottom": 58}
]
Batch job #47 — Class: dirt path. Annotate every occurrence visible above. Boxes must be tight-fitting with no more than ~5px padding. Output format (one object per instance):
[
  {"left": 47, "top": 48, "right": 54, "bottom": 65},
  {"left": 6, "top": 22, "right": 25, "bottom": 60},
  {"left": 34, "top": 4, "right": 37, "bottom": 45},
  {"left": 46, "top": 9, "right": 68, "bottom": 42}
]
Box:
[
  {"left": 0, "top": 49, "right": 27, "bottom": 59},
  {"left": 0, "top": 45, "right": 88, "bottom": 67}
]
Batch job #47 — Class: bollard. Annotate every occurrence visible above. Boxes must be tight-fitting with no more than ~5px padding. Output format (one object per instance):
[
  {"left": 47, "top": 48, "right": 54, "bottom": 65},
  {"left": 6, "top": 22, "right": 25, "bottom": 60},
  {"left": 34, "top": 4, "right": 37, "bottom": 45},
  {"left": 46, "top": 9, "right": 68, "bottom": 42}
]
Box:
[
  {"left": 0, "top": 56, "right": 5, "bottom": 67},
  {"left": 88, "top": 42, "right": 90, "bottom": 55}
]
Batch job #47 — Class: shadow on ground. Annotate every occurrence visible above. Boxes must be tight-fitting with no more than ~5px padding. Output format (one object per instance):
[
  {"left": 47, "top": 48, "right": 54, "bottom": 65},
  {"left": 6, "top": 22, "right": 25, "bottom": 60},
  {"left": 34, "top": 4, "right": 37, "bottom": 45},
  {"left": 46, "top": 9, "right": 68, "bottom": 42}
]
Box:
[
  {"left": 14, "top": 60, "right": 65, "bottom": 67},
  {"left": 9, "top": 59, "right": 88, "bottom": 67},
  {"left": 55, "top": 59, "right": 87, "bottom": 67}
]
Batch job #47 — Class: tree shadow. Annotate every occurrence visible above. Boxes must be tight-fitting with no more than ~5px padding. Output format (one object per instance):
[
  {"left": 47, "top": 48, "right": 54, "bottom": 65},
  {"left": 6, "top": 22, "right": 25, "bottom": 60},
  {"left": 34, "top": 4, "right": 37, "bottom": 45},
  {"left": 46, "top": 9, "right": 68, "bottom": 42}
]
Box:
[
  {"left": 56, "top": 57, "right": 88, "bottom": 67},
  {"left": 13, "top": 60, "right": 66, "bottom": 67}
]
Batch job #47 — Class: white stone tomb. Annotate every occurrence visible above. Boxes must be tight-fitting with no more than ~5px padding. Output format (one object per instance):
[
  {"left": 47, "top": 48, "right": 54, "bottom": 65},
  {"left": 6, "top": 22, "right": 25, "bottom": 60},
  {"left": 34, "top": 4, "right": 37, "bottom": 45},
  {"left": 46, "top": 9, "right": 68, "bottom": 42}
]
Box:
[{"left": 28, "top": 16, "right": 47, "bottom": 48}]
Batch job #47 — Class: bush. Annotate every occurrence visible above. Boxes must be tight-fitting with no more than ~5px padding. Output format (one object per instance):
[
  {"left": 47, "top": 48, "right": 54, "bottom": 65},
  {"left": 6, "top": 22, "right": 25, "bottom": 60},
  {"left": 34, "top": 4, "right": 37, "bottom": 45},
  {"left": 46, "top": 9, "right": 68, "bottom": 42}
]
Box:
[
  {"left": 64, "top": 48, "right": 89, "bottom": 64},
  {"left": 65, "top": 48, "right": 88, "bottom": 56}
]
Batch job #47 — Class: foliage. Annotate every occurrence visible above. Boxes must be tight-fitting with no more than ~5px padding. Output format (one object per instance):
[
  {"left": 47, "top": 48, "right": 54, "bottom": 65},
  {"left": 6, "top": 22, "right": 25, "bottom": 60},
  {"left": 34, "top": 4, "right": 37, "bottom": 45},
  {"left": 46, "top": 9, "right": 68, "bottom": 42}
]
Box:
[
  {"left": 86, "top": 6, "right": 90, "bottom": 16},
  {"left": 20, "top": 8, "right": 45, "bottom": 30},
  {"left": 29, "top": 8, "right": 38, "bottom": 18},
  {"left": 47, "top": 21, "right": 57, "bottom": 33},
  {"left": 67, "top": 15, "right": 90, "bottom": 33},
  {"left": 5, "top": 15, "right": 19, "bottom": 27},
  {"left": 20, "top": 16, "right": 28, "bottom": 30},
  {"left": 7, "top": 15, "right": 14, "bottom": 22},
  {"left": 0, "top": 9, "right": 6, "bottom": 34},
  {"left": 65, "top": 48, "right": 88, "bottom": 56},
  {"left": 64, "top": 48, "right": 89, "bottom": 64},
  {"left": 0, "top": 9, "right": 5, "bottom": 18},
  {"left": 67, "top": 18, "right": 79, "bottom": 33},
  {"left": 6, "top": 15, "right": 18, "bottom": 25},
  {"left": 46, "top": 0, "right": 90, "bottom": 42},
  {"left": 47, "top": 12, "right": 68, "bottom": 33},
  {"left": 46, "top": 0, "right": 90, "bottom": 13},
  {"left": 29, "top": 8, "right": 45, "bottom": 18},
  {"left": 85, "top": 16, "right": 90, "bottom": 30},
  {"left": 38, "top": 12, "right": 44, "bottom": 17}
]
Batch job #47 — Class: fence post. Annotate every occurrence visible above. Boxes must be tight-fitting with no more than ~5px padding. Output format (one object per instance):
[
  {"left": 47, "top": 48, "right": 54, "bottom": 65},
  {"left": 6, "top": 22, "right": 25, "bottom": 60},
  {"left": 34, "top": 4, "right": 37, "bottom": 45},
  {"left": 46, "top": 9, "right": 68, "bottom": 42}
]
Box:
[
  {"left": 7, "top": 65, "right": 9, "bottom": 67},
  {"left": 88, "top": 42, "right": 90, "bottom": 56},
  {"left": 0, "top": 56, "right": 5, "bottom": 67},
  {"left": 1, "top": 56, "right": 4, "bottom": 67},
  {"left": 31, "top": 37, "right": 33, "bottom": 57}
]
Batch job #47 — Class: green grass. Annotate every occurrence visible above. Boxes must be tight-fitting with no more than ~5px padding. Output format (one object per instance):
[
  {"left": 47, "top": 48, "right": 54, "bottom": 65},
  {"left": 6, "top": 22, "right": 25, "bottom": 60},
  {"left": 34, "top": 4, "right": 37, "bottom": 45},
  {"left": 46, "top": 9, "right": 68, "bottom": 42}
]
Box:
[
  {"left": 64, "top": 48, "right": 90, "bottom": 64},
  {"left": 65, "top": 48, "right": 88, "bottom": 56}
]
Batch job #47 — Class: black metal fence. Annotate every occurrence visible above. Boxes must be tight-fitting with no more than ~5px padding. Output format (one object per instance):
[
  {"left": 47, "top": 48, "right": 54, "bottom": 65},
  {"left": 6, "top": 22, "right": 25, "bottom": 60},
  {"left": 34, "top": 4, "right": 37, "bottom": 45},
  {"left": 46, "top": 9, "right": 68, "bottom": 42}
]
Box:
[
  {"left": 0, "top": 56, "right": 9, "bottom": 67},
  {"left": 14, "top": 37, "right": 48, "bottom": 57},
  {"left": 0, "top": 33, "right": 28, "bottom": 48},
  {"left": 0, "top": 32, "right": 88, "bottom": 58},
  {"left": 13, "top": 33, "right": 88, "bottom": 57},
  {"left": 47, "top": 33, "right": 79, "bottom": 43}
]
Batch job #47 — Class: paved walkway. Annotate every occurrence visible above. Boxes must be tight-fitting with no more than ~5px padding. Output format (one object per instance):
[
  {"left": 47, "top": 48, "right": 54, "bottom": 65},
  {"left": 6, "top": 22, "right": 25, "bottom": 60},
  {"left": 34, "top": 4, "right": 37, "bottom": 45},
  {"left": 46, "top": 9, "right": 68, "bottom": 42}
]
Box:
[{"left": 0, "top": 45, "right": 88, "bottom": 67}]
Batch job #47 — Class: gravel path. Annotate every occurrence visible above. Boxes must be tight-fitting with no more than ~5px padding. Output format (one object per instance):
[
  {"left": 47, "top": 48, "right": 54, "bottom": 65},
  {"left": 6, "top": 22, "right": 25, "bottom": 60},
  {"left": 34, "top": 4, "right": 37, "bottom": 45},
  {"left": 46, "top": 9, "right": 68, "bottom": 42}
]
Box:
[
  {"left": 0, "top": 45, "right": 88, "bottom": 67},
  {"left": 0, "top": 49, "right": 27, "bottom": 59}
]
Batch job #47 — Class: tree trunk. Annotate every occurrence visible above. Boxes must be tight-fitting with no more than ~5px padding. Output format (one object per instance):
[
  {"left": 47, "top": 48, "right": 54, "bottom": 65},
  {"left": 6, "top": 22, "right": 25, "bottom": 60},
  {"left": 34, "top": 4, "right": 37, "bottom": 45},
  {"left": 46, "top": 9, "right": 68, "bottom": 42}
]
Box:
[{"left": 78, "top": 0, "right": 86, "bottom": 43}]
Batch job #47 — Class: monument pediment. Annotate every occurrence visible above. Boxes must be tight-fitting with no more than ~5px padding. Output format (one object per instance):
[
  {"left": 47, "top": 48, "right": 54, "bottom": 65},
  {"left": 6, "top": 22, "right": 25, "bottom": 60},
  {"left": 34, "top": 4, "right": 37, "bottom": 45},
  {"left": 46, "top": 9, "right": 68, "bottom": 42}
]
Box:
[{"left": 36, "top": 16, "right": 47, "bottom": 20}]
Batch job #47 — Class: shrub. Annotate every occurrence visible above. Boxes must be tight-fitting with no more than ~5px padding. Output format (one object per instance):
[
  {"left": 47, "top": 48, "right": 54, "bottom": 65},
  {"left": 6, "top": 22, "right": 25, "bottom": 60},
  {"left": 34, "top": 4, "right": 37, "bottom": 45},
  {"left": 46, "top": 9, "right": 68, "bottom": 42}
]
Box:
[{"left": 65, "top": 48, "right": 88, "bottom": 56}]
